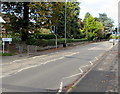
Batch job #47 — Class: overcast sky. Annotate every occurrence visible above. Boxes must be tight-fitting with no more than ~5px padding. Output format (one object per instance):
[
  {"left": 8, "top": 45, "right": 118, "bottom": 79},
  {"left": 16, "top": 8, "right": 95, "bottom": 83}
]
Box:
[{"left": 78, "top": 0, "right": 119, "bottom": 27}]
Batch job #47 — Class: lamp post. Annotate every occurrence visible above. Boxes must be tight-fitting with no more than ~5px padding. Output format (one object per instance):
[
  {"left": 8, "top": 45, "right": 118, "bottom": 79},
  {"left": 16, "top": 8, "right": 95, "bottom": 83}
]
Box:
[
  {"left": 54, "top": 26, "right": 58, "bottom": 49},
  {"left": 51, "top": 26, "right": 57, "bottom": 49},
  {"left": 63, "top": 0, "right": 67, "bottom": 47}
]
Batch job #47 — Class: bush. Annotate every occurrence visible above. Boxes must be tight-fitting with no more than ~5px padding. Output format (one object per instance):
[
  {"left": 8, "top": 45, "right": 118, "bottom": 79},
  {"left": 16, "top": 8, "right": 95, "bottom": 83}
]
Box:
[
  {"left": 12, "top": 37, "right": 21, "bottom": 43},
  {"left": 109, "top": 35, "right": 115, "bottom": 39},
  {"left": 0, "top": 53, "right": 14, "bottom": 56},
  {"left": 115, "top": 36, "right": 119, "bottom": 39},
  {"left": 88, "top": 32, "right": 94, "bottom": 40},
  {"left": 26, "top": 38, "right": 88, "bottom": 46},
  {"left": 28, "top": 34, "right": 56, "bottom": 39}
]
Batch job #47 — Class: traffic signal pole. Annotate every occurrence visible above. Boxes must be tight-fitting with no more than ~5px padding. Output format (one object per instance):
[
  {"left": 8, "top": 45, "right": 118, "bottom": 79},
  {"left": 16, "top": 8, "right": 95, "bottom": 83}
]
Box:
[{"left": 54, "top": 26, "right": 58, "bottom": 49}]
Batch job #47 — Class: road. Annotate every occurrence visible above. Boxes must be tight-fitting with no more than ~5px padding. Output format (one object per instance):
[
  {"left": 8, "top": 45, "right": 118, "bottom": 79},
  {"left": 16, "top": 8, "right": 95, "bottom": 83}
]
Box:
[
  {"left": 1, "top": 41, "right": 115, "bottom": 92},
  {"left": 69, "top": 44, "right": 118, "bottom": 93}
]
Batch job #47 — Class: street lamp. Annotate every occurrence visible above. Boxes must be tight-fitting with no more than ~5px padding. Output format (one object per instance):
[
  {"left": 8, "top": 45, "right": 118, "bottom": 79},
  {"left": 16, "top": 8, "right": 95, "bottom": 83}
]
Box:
[
  {"left": 63, "top": 0, "right": 67, "bottom": 47},
  {"left": 51, "top": 26, "right": 58, "bottom": 49}
]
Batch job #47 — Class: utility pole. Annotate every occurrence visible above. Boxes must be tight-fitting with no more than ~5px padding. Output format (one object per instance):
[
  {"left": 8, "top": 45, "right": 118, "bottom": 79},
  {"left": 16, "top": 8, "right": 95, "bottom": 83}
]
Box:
[
  {"left": 51, "top": 26, "right": 57, "bottom": 49},
  {"left": 63, "top": 0, "right": 67, "bottom": 47},
  {"left": 54, "top": 26, "right": 58, "bottom": 49}
]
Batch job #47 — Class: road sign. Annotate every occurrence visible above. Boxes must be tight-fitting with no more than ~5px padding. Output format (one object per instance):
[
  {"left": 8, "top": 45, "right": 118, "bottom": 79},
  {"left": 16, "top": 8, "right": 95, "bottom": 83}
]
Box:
[
  {"left": 2, "top": 38, "right": 12, "bottom": 42},
  {"left": 2, "top": 38, "right": 12, "bottom": 53}
]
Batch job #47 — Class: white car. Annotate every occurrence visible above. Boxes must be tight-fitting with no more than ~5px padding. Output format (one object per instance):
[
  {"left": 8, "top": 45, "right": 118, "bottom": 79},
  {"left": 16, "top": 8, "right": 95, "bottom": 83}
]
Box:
[
  {"left": 109, "top": 39, "right": 120, "bottom": 43},
  {"left": 109, "top": 39, "right": 115, "bottom": 43},
  {"left": 116, "top": 39, "right": 120, "bottom": 42}
]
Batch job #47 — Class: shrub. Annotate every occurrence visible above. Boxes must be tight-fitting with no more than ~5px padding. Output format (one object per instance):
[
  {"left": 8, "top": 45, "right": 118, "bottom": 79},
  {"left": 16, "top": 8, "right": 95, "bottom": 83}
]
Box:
[
  {"left": 0, "top": 53, "right": 14, "bottom": 56},
  {"left": 28, "top": 34, "right": 56, "bottom": 39},
  {"left": 26, "top": 38, "right": 88, "bottom": 46},
  {"left": 109, "top": 35, "right": 115, "bottom": 39},
  {"left": 115, "top": 36, "right": 119, "bottom": 39},
  {"left": 12, "top": 37, "right": 21, "bottom": 43}
]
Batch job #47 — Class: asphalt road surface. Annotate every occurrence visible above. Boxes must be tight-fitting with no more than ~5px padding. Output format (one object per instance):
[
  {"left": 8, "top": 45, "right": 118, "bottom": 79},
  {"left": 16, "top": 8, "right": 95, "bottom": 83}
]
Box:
[
  {"left": 1, "top": 41, "right": 115, "bottom": 92},
  {"left": 69, "top": 44, "right": 118, "bottom": 93}
]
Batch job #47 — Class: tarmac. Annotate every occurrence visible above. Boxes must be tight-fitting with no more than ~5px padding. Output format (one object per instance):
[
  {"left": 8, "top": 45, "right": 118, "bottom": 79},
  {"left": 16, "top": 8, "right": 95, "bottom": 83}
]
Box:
[
  {"left": 0, "top": 41, "right": 119, "bottom": 93},
  {"left": 67, "top": 42, "right": 119, "bottom": 93},
  {"left": 1, "top": 41, "right": 94, "bottom": 77}
]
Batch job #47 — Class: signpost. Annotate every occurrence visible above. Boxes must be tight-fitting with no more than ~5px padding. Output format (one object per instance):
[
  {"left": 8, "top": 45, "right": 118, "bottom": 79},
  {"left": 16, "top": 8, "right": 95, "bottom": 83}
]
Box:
[
  {"left": 51, "top": 26, "right": 58, "bottom": 49},
  {"left": 2, "top": 38, "right": 12, "bottom": 53}
]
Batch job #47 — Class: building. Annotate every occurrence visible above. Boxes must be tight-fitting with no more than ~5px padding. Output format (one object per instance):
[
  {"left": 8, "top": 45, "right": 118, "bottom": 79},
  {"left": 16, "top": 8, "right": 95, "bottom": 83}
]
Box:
[{"left": 0, "top": 16, "right": 6, "bottom": 38}]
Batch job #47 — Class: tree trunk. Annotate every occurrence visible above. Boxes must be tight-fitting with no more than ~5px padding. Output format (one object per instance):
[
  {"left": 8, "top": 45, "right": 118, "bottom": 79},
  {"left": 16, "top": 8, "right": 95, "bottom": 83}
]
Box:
[{"left": 21, "top": 2, "right": 29, "bottom": 41}]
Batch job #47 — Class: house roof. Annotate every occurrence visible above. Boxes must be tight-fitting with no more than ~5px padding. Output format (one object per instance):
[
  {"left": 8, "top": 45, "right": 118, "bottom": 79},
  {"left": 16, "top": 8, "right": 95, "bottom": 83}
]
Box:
[{"left": 0, "top": 16, "right": 6, "bottom": 23}]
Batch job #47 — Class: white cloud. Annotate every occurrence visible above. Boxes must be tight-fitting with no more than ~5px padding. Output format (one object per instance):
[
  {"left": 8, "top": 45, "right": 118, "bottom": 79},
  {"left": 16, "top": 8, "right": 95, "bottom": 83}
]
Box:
[{"left": 78, "top": 0, "right": 119, "bottom": 26}]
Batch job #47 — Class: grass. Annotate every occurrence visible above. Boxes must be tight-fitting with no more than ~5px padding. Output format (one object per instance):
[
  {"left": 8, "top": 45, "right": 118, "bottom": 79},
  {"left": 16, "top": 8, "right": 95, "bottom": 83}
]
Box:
[{"left": 0, "top": 53, "right": 14, "bottom": 56}]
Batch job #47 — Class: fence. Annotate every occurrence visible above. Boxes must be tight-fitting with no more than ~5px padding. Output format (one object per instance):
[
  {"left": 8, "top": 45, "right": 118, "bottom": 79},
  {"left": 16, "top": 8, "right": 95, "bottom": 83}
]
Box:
[{"left": 15, "top": 43, "right": 62, "bottom": 55}]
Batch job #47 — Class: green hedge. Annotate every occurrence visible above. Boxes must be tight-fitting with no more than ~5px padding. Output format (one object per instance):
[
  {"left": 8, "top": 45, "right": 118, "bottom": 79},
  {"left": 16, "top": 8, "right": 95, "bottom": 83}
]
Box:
[
  {"left": 29, "top": 34, "right": 56, "bottom": 39},
  {"left": 26, "top": 38, "right": 88, "bottom": 46},
  {"left": 0, "top": 53, "right": 14, "bottom": 56}
]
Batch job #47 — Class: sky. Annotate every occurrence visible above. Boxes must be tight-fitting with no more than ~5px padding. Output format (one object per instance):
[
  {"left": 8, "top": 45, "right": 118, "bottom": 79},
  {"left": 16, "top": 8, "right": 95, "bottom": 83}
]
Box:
[{"left": 78, "top": 0, "right": 119, "bottom": 27}]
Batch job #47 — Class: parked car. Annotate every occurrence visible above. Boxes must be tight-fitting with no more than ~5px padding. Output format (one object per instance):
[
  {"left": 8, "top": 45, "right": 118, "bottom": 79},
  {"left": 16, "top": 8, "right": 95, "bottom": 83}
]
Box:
[
  {"left": 109, "top": 39, "right": 120, "bottom": 43},
  {"left": 116, "top": 39, "right": 120, "bottom": 42},
  {"left": 109, "top": 39, "right": 114, "bottom": 43}
]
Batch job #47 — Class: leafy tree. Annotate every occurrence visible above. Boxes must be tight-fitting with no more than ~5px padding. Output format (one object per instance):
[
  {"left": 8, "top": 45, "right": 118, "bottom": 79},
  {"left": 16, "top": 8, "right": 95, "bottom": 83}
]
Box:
[
  {"left": 29, "top": 2, "right": 52, "bottom": 29},
  {"left": 83, "top": 12, "right": 104, "bottom": 40},
  {"left": 29, "top": 2, "right": 65, "bottom": 38},
  {"left": 66, "top": 2, "right": 80, "bottom": 38},
  {"left": 2, "top": 2, "right": 81, "bottom": 42},
  {"left": 93, "top": 21, "right": 104, "bottom": 39},
  {"left": 83, "top": 12, "right": 95, "bottom": 39},
  {"left": 2, "top": 2, "right": 30, "bottom": 41},
  {"left": 98, "top": 13, "right": 114, "bottom": 33}
]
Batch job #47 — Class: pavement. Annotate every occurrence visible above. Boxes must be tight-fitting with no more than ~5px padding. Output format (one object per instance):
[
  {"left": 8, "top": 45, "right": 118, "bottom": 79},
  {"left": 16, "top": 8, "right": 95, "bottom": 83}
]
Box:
[
  {"left": 67, "top": 42, "right": 119, "bottom": 93},
  {"left": 0, "top": 41, "right": 118, "bottom": 92}
]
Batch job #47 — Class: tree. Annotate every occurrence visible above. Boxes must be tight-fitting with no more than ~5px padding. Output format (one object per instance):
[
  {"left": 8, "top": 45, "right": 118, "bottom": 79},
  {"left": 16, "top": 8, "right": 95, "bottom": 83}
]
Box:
[
  {"left": 29, "top": 2, "right": 65, "bottom": 38},
  {"left": 2, "top": 2, "right": 81, "bottom": 41},
  {"left": 2, "top": 2, "right": 30, "bottom": 41},
  {"left": 83, "top": 12, "right": 104, "bottom": 40},
  {"left": 83, "top": 12, "right": 95, "bottom": 39},
  {"left": 93, "top": 21, "right": 104, "bottom": 39},
  {"left": 98, "top": 13, "right": 114, "bottom": 33},
  {"left": 66, "top": 2, "right": 80, "bottom": 38}
]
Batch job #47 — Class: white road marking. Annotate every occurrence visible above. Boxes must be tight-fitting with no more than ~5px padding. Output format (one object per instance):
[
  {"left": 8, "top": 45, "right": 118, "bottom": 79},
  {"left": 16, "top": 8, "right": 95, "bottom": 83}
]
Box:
[
  {"left": 4, "top": 52, "right": 79, "bottom": 66},
  {"left": 2, "top": 52, "right": 80, "bottom": 78},
  {"left": 15, "top": 57, "right": 65, "bottom": 74},
  {"left": 43, "top": 57, "right": 64, "bottom": 65},
  {"left": 95, "top": 57, "right": 98, "bottom": 60},
  {"left": 58, "top": 82, "right": 63, "bottom": 93},
  {"left": 7, "top": 55, "right": 47, "bottom": 64},
  {"left": 79, "top": 68, "right": 83, "bottom": 73},
  {"left": 89, "top": 61, "right": 93, "bottom": 65},
  {"left": 58, "top": 72, "right": 83, "bottom": 92},
  {"left": 65, "top": 52, "right": 80, "bottom": 57},
  {"left": 80, "top": 65, "right": 89, "bottom": 68},
  {"left": 32, "top": 55, "right": 47, "bottom": 59},
  {"left": 88, "top": 47, "right": 102, "bottom": 51},
  {"left": 63, "top": 73, "right": 83, "bottom": 79},
  {"left": 16, "top": 65, "right": 39, "bottom": 73}
]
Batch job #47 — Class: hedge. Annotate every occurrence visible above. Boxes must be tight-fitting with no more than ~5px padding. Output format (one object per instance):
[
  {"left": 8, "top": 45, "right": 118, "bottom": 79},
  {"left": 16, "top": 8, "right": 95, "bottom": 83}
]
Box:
[
  {"left": 26, "top": 38, "right": 88, "bottom": 46},
  {"left": 28, "top": 34, "right": 56, "bottom": 39}
]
